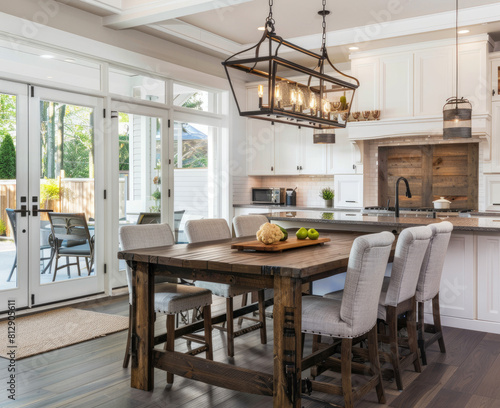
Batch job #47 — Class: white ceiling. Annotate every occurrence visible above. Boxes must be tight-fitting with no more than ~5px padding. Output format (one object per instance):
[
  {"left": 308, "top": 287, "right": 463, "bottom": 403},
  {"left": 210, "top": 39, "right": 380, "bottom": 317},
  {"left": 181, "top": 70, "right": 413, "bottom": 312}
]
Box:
[{"left": 62, "top": 0, "right": 500, "bottom": 62}]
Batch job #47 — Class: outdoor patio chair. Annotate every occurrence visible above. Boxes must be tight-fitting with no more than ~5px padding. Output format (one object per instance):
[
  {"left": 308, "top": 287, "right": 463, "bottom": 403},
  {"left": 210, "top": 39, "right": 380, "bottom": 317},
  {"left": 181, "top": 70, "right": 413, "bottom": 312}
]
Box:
[
  {"left": 136, "top": 212, "right": 160, "bottom": 224},
  {"left": 47, "top": 212, "right": 94, "bottom": 282}
]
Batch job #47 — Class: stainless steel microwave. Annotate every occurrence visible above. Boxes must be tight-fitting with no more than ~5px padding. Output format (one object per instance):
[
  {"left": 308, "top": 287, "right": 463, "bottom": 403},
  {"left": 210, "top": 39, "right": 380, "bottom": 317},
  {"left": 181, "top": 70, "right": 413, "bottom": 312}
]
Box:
[{"left": 251, "top": 188, "right": 286, "bottom": 204}]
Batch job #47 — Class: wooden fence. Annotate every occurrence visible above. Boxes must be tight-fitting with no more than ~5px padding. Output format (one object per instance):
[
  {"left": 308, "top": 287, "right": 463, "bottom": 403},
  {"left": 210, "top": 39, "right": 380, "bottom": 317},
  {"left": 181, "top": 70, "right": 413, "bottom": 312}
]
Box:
[{"left": 0, "top": 179, "right": 95, "bottom": 237}]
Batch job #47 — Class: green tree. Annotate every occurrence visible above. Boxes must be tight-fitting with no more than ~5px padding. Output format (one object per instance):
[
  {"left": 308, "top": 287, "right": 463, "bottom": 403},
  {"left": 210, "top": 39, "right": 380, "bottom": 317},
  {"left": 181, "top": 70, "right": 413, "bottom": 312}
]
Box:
[
  {"left": 0, "top": 94, "right": 16, "bottom": 138},
  {"left": 182, "top": 93, "right": 203, "bottom": 110},
  {"left": 0, "top": 133, "right": 16, "bottom": 179}
]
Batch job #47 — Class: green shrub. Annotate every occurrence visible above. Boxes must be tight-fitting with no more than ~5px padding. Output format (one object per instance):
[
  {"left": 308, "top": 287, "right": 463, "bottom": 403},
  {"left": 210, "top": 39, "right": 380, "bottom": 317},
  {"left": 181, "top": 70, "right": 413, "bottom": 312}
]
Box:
[
  {"left": 0, "top": 133, "right": 16, "bottom": 179},
  {"left": 0, "top": 219, "right": 6, "bottom": 235}
]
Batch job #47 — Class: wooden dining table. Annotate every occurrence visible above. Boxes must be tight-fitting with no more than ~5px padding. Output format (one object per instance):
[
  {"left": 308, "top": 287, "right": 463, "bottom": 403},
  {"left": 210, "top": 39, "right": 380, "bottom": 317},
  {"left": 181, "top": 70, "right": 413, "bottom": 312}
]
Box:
[{"left": 118, "top": 230, "right": 375, "bottom": 408}]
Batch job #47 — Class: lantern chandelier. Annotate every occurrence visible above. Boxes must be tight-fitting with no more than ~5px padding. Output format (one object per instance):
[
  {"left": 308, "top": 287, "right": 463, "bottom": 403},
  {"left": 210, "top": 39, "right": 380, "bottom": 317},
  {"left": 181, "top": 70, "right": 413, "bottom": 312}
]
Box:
[
  {"left": 222, "top": 0, "right": 359, "bottom": 130},
  {"left": 443, "top": 0, "right": 472, "bottom": 139}
]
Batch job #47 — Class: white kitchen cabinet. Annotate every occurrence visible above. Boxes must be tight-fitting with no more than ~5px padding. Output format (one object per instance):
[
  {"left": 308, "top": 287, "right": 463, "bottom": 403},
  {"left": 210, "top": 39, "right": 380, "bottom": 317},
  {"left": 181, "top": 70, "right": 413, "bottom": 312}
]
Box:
[
  {"left": 274, "top": 123, "right": 300, "bottom": 175},
  {"left": 299, "top": 128, "right": 327, "bottom": 175},
  {"left": 379, "top": 53, "right": 414, "bottom": 119},
  {"left": 459, "top": 41, "right": 489, "bottom": 114},
  {"left": 326, "top": 129, "right": 356, "bottom": 175},
  {"left": 351, "top": 57, "right": 380, "bottom": 112},
  {"left": 477, "top": 234, "right": 500, "bottom": 323},
  {"left": 433, "top": 233, "right": 474, "bottom": 320},
  {"left": 334, "top": 175, "right": 363, "bottom": 208},
  {"left": 414, "top": 46, "right": 454, "bottom": 117},
  {"left": 246, "top": 118, "right": 275, "bottom": 175},
  {"left": 484, "top": 174, "right": 500, "bottom": 211}
]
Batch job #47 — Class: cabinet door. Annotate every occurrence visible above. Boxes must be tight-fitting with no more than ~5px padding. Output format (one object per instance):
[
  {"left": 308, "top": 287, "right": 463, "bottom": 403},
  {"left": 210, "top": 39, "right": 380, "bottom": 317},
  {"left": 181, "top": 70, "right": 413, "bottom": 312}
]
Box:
[
  {"left": 380, "top": 53, "right": 413, "bottom": 118},
  {"left": 274, "top": 123, "right": 300, "bottom": 175},
  {"left": 485, "top": 174, "right": 500, "bottom": 211},
  {"left": 351, "top": 57, "right": 379, "bottom": 112},
  {"left": 326, "top": 129, "right": 355, "bottom": 174},
  {"left": 299, "top": 128, "right": 326, "bottom": 175},
  {"left": 435, "top": 233, "right": 474, "bottom": 319},
  {"left": 414, "top": 46, "right": 454, "bottom": 117},
  {"left": 334, "top": 175, "right": 363, "bottom": 208},
  {"left": 477, "top": 235, "right": 500, "bottom": 322},
  {"left": 459, "top": 42, "right": 488, "bottom": 114},
  {"left": 247, "top": 119, "right": 274, "bottom": 176}
]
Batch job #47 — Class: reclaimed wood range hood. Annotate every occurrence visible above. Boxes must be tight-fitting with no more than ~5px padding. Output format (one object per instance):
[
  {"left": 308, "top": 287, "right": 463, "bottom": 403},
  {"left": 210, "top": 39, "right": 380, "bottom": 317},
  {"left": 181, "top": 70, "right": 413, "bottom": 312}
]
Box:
[{"left": 378, "top": 143, "right": 478, "bottom": 209}]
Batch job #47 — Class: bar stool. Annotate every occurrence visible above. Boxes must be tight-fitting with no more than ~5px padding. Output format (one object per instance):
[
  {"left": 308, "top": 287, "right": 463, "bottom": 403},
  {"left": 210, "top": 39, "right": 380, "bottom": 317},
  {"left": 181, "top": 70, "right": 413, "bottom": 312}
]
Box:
[
  {"left": 324, "top": 226, "right": 432, "bottom": 390},
  {"left": 301, "top": 231, "right": 395, "bottom": 408},
  {"left": 186, "top": 218, "right": 267, "bottom": 357},
  {"left": 415, "top": 221, "right": 453, "bottom": 365},
  {"left": 119, "top": 223, "right": 213, "bottom": 384}
]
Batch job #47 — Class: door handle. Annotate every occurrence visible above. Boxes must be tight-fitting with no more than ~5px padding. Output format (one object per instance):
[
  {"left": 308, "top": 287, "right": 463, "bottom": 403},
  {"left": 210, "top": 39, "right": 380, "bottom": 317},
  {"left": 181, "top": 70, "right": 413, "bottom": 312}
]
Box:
[
  {"left": 32, "top": 205, "right": 53, "bottom": 217},
  {"left": 13, "top": 205, "right": 30, "bottom": 217}
]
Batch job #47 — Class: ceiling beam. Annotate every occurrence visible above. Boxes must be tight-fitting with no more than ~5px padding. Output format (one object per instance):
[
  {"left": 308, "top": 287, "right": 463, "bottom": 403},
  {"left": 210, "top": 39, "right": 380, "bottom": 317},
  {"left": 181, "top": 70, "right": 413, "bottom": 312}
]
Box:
[
  {"left": 103, "top": 0, "right": 253, "bottom": 29},
  {"left": 78, "top": 0, "right": 123, "bottom": 14}
]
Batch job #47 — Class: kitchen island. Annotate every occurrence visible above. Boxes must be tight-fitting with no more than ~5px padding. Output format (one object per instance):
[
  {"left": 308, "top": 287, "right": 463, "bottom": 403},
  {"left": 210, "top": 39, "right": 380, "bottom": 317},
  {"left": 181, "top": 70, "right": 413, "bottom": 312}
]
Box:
[{"left": 266, "top": 210, "right": 500, "bottom": 335}]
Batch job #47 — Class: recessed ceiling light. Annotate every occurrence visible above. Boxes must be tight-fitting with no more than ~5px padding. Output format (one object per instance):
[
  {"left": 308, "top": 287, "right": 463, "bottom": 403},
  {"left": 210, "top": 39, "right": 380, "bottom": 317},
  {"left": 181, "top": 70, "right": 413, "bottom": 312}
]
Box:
[
  {"left": 40, "top": 54, "right": 54, "bottom": 59},
  {"left": 47, "top": 76, "right": 53, "bottom": 79},
  {"left": 458, "top": 29, "right": 470, "bottom": 34},
  {"left": 348, "top": 46, "right": 359, "bottom": 50},
  {"left": 257, "top": 26, "right": 265, "bottom": 31},
  {"left": 64, "top": 58, "right": 75, "bottom": 63}
]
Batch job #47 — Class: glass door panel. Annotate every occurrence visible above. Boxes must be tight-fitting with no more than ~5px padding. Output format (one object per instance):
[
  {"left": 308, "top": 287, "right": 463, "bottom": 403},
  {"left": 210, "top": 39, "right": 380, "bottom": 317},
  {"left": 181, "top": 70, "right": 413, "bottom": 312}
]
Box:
[
  {"left": 111, "top": 101, "right": 168, "bottom": 289},
  {"left": 173, "top": 121, "right": 213, "bottom": 243},
  {"left": 29, "top": 88, "right": 104, "bottom": 305},
  {"left": 0, "top": 81, "right": 29, "bottom": 309}
]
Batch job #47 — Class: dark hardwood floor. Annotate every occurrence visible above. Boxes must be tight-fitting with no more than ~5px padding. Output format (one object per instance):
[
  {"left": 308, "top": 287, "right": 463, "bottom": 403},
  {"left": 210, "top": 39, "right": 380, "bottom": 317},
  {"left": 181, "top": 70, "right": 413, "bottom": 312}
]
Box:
[{"left": 1, "top": 295, "right": 500, "bottom": 408}]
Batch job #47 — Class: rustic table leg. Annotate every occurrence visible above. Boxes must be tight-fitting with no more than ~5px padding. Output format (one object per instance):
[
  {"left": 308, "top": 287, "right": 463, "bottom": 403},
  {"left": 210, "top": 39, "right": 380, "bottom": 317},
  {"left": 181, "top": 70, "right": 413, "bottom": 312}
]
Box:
[
  {"left": 131, "top": 261, "right": 155, "bottom": 391},
  {"left": 273, "top": 276, "right": 302, "bottom": 408}
]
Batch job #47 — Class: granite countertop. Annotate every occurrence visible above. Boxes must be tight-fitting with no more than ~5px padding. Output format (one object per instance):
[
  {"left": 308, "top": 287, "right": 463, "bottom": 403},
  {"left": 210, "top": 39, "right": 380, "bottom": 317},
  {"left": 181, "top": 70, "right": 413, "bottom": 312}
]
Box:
[
  {"left": 233, "top": 204, "right": 361, "bottom": 212},
  {"left": 267, "top": 210, "right": 500, "bottom": 232}
]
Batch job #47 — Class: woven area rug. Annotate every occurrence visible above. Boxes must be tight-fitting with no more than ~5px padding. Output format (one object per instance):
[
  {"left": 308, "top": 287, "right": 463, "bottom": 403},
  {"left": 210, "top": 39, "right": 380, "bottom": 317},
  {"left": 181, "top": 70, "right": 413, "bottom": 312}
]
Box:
[{"left": 0, "top": 307, "right": 128, "bottom": 360}]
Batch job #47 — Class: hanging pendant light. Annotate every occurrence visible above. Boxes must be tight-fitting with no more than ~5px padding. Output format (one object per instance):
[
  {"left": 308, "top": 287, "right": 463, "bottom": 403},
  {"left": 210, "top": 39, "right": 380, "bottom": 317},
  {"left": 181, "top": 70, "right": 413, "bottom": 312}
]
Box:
[
  {"left": 443, "top": 0, "right": 472, "bottom": 139},
  {"left": 222, "top": 0, "right": 359, "bottom": 131}
]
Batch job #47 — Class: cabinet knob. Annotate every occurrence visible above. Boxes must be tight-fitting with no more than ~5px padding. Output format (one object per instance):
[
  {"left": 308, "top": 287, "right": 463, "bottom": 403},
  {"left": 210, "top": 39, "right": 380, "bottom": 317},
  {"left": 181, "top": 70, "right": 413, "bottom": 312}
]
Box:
[
  {"left": 300, "top": 166, "right": 303, "bottom": 170},
  {"left": 493, "top": 89, "right": 496, "bottom": 96},
  {"left": 297, "top": 166, "right": 299, "bottom": 170},
  {"left": 271, "top": 166, "right": 273, "bottom": 171}
]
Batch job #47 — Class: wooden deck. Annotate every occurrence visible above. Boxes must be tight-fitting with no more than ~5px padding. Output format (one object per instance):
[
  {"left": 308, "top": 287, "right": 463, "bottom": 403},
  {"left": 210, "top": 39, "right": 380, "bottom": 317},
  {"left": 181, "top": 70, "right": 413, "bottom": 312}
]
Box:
[{"left": 1, "top": 295, "right": 499, "bottom": 408}]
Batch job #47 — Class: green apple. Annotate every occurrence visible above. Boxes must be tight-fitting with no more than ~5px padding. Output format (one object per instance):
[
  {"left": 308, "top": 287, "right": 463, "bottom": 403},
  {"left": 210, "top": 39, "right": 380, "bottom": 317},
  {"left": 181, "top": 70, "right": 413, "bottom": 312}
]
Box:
[
  {"left": 296, "top": 227, "right": 308, "bottom": 240},
  {"left": 308, "top": 228, "right": 319, "bottom": 240}
]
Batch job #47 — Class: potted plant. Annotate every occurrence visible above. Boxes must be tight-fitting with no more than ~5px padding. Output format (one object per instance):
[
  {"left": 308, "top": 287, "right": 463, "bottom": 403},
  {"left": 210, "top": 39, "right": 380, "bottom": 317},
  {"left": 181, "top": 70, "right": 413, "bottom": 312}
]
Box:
[{"left": 320, "top": 187, "right": 334, "bottom": 208}]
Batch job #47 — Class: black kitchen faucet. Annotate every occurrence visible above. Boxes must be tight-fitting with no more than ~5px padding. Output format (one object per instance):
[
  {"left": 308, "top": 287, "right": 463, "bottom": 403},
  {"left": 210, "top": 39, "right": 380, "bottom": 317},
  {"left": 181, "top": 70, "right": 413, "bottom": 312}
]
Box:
[{"left": 395, "top": 177, "right": 412, "bottom": 218}]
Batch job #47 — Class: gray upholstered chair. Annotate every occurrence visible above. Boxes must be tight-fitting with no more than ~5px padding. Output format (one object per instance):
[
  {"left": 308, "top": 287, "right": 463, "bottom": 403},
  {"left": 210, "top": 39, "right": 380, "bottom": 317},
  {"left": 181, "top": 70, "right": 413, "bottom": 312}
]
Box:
[
  {"left": 232, "top": 214, "right": 268, "bottom": 237},
  {"left": 119, "top": 223, "right": 213, "bottom": 384},
  {"left": 323, "top": 226, "right": 432, "bottom": 390},
  {"left": 301, "top": 231, "right": 395, "bottom": 408},
  {"left": 415, "top": 221, "right": 453, "bottom": 365},
  {"left": 185, "top": 218, "right": 267, "bottom": 357}
]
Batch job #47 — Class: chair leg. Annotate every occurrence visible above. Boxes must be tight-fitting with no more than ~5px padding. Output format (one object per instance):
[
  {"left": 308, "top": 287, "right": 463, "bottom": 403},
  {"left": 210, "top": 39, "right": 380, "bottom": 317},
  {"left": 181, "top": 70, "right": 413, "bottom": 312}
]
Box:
[
  {"left": 238, "top": 292, "right": 248, "bottom": 326},
  {"left": 123, "top": 304, "right": 132, "bottom": 368},
  {"left": 257, "top": 290, "right": 267, "bottom": 345},
  {"left": 226, "top": 297, "right": 235, "bottom": 357},
  {"left": 52, "top": 256, "right": 59, "bottom": 282},
  {"left": 367, "top": 325, "right": 386, "bottom": 404},
  {"left": 407, "top": 298, "right": 422, "bottom": 373},
  {"left": 387, "top": 306, "right": 403, "bottom": 391},
  {"left": 432, "top": 293, "right": 446, "bottom": 354},
  {"left": 76, "top": 257, "right": 81, "bottom": 277},
  {"left": 417, "top": 301, "right": 427, "bottom": 365},
  {"left": 7, "top": 254, "right": 17, "bottom": 282},
  {"left": 66, "top": 256, "right": 71, "bottom": 277},
  {"left": 203, "top": 305, "right": 213, "bottom": 360},
  {"left": 166, "top": 314, "right": 175, "bottom": 384},
  {"left": 341, "top": 338, "right": 354, "bottom": 408}
]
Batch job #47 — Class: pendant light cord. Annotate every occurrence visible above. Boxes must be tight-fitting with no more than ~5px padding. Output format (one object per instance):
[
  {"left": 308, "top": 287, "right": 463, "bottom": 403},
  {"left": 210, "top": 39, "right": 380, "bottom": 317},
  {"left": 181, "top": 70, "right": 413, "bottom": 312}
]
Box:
[
  {"left": 321, "top": 0, "right": 327, "bottom": 56},
  {"left": 456, "top": 0, "right": 459, "bottom": 108}
]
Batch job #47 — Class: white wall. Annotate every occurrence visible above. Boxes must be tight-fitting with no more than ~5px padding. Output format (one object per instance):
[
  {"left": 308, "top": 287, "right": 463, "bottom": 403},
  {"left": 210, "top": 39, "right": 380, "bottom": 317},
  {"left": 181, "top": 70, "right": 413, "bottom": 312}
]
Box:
[{"left": 174, "top": 169, "right": 209, "bottom": 219}]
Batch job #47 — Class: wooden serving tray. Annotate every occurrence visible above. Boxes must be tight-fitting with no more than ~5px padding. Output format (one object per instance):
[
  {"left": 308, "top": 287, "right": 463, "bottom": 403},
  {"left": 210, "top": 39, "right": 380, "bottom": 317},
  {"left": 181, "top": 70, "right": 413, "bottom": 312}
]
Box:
[{"left": 231, "top": 237, "right": 331, "bottom": 252}]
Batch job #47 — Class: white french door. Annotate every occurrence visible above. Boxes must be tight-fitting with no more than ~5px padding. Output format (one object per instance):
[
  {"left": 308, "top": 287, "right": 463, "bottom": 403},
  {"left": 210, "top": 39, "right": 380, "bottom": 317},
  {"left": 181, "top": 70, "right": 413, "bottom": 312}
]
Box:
[
  {"left": 0, "top": 81, "right": 105, "bottom": 310},
  {"left": 109, "top": 101, "right": 170, "bottom": 289}
]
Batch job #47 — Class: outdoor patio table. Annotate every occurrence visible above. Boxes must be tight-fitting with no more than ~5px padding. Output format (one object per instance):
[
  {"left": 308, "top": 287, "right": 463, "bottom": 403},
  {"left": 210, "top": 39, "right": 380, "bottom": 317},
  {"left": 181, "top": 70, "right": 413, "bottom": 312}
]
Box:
[{"left": 117, "top": 230, "right": 377, "bottom": 408}]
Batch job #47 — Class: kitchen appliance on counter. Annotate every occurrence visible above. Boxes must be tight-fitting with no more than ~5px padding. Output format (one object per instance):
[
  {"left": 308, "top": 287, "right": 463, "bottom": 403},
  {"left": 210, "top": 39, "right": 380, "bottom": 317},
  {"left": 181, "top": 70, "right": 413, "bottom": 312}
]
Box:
[
  {"left": 251, "top": 187, "right": 286, "bottom": 205},
  {"left": 286, "top": 188, "right": 297, "bottom": 206}
]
